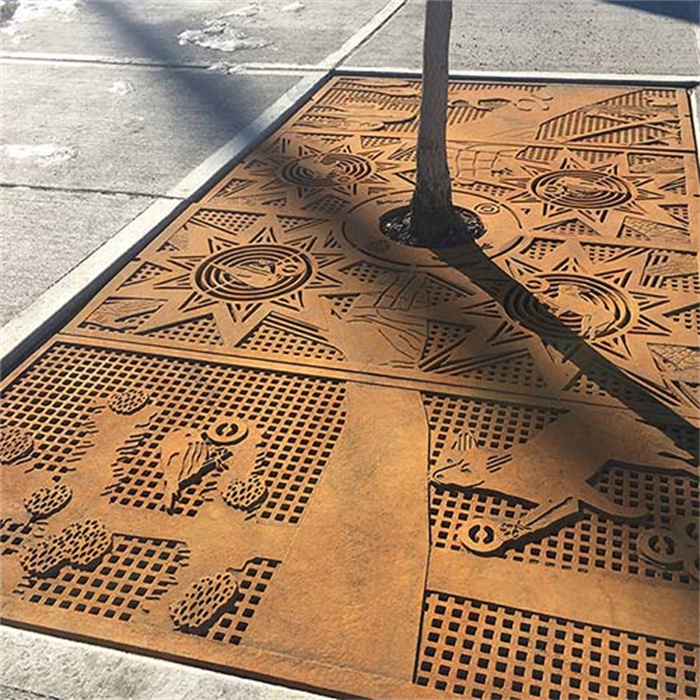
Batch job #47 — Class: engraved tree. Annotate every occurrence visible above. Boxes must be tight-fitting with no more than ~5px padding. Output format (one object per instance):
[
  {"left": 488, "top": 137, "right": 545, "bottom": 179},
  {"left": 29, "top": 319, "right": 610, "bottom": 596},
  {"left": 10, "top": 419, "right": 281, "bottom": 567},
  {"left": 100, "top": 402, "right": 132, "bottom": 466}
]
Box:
[{"left": 407, "top": 0, "right": 479, "bottom": 246}]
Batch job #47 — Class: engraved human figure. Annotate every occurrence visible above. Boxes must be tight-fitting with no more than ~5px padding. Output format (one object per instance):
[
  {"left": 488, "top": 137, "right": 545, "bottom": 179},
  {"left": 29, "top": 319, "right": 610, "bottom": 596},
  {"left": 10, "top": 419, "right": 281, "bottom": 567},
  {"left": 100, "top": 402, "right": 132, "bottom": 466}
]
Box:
[{"left": 430, "top": 406, "right": 697, "bottom": 555}]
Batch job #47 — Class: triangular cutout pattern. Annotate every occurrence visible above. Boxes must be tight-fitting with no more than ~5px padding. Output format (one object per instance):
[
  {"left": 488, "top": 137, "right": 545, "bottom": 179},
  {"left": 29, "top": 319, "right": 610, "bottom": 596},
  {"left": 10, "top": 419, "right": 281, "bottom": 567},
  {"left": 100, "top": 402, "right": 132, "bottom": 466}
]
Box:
[
  {"left": 421, "top": 321, "right": 473, "bottom": 362},
  {"left": 237, "top": 321, "right": 344, "bottom": 362},
  {"left": 143, "top": 315, "right": 224, "bottom": 346},
  {"left": 120, "top": 262, "right": 169, "bottom": 288},
  {"left": 536, "top": 218, "right": 600, "bottom": 238},
  {"left": 191, "top": 210, "right": 264, "bottom": 236}
]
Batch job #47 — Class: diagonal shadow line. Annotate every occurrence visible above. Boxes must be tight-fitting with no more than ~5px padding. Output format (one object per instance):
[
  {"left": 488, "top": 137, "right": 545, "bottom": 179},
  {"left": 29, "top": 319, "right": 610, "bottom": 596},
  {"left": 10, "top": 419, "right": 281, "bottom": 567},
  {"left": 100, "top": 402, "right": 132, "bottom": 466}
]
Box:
[
  {"left": 335, "top": 191, "right": 698, "bottom": 453},
  {"left": 602, "top": 0, "right": 700, "bottom": 25},
  {"left": 428, "top": 235, "right": 699, "bottom": 450},
  {"left": 48, "top": 4, "right": 698, "bottom": 459},
  {"left": 90, "top": 2, "right": 268, "bottom": 137}
]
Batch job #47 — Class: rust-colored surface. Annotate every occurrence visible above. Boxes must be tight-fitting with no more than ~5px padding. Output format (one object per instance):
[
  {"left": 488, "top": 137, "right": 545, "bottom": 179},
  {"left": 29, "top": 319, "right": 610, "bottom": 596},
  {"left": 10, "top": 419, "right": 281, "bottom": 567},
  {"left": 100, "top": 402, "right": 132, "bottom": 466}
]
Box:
[{"left": 1, "top": 77, "right": 699, "bottom": 699}]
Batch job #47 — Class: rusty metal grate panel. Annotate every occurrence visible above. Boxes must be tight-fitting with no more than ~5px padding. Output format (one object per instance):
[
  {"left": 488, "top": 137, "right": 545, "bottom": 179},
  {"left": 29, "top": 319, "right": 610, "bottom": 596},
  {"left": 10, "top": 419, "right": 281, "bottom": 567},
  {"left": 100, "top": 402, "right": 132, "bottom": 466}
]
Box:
[
  {"left": 415, "top": 591, "right": 699, "bottom": 699},
  {"left": 1, "top": 76, "right": 699, "bottom": 699}
]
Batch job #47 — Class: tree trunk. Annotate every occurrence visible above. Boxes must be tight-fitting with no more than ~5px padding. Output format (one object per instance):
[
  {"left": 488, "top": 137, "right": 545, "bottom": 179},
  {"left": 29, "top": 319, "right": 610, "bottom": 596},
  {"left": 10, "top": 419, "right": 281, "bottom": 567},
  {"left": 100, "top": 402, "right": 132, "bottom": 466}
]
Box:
[{"left": 410, "top": 0, "right": 456, "bottom": 246}]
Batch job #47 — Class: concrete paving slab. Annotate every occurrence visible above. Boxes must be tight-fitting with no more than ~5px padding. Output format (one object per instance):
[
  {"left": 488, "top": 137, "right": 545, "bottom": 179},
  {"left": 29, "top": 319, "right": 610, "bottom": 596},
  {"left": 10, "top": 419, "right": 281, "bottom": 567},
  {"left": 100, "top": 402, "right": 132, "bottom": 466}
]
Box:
[
  {"left": 0, "top": 62, "right": 302, "bottom": 195},
  {"left": 0, "top": 0, "right": 391, "bottom": 68},
  {"left": 0, "top": 187, "right": 156, "bottom": 326},
  {"left": 0, "top": 626, "right": 323, "bottom": 700},
  {"left": 345, "top": 0, "right": 700, "bottom": 76}
]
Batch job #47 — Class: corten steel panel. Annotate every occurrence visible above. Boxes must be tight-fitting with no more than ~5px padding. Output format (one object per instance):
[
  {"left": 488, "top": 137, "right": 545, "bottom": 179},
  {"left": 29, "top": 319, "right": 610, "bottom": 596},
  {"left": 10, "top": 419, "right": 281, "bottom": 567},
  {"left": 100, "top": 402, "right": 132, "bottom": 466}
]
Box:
[{"left": 1, "top": 77, "right": 699, "bottom": 699}]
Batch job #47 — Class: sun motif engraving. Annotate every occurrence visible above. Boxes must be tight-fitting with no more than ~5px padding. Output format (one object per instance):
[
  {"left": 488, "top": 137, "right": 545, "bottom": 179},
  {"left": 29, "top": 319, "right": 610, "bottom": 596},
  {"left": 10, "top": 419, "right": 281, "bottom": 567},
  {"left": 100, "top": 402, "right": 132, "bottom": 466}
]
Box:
[
  {"left": 194, "top": 245, "right": 313, "bottom": 303},
  {"left": 530, "top": 169, "right": 633, "bottom": 210},
  {"left": 207, "top": 133, "right": 400, "bottom": 209},
  {"left": 132, "top": 217, "right": 345, "bottom": 346}
]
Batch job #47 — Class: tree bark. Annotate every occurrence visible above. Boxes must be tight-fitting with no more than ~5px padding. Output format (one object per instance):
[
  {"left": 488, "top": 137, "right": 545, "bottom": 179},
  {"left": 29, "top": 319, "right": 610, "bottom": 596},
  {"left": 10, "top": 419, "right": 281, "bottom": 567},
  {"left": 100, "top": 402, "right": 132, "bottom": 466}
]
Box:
[{"left": 410, "top": 0, "right": 456, "bottom": 246}]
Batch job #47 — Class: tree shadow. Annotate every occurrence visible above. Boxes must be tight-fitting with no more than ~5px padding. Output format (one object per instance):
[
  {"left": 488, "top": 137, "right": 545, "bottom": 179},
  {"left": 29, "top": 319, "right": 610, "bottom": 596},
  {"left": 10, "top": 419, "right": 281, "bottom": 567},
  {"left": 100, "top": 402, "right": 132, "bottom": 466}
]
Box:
[
  {"left": 90, "top": 2, "right": 276, "bottom": 140},
  {"left": 430, "top": 234, "right": 698, "bottom": 452},
  {"left": 602, "top": 0, "right": 699, "bottom": 24}
]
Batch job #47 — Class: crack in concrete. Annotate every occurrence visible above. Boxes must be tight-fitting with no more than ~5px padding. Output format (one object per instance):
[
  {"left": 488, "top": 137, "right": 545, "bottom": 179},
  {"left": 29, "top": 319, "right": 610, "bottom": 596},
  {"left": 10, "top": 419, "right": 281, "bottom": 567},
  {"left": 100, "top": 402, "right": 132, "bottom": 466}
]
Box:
[{"left": 0, "top": 181, "right": 180, "bottom": 201}]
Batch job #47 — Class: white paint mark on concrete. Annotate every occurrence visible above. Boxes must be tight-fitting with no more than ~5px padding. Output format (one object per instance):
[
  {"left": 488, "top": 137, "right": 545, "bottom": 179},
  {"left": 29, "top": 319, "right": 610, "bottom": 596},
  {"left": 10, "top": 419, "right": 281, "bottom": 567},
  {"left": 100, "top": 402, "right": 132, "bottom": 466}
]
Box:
[
  {"left": 281, "top": 1, "right": 305, "bottom": 13},
  {"left": 1, "top": 143, "right": 77, "bottom": 166},
  {"left": 178, "top": 19, "right": 271, "bottom": 53},
  {"left": 108, "top": 79, "right": 135, "bottom": 96}
]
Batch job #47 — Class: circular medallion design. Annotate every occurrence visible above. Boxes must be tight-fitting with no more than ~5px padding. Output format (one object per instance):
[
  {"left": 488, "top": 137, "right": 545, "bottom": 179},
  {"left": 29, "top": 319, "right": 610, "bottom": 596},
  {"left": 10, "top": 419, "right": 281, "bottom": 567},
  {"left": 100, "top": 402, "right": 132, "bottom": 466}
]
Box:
[
  {"left": 505, "top": 273, "right": 634, "bottom": 340},
  {"left": 343, "top": 189, "right": 523, "bottom": 269},
  {"left": 195, "top": 245, "right": 312, "bottom": 302},
  {"left": 282, "top": 153, "right": 373, "bottom": 187},
  {"left": 531, "top": 169, "right": 632, "bottom": 209}
]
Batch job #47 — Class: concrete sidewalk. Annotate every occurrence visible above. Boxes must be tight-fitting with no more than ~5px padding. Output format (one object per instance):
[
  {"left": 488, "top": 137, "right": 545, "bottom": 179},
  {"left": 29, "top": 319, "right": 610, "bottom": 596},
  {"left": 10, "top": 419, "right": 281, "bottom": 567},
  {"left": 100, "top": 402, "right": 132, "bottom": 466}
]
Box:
[{"left": 1, "top": 1, "right": 699, "bottom": 699}]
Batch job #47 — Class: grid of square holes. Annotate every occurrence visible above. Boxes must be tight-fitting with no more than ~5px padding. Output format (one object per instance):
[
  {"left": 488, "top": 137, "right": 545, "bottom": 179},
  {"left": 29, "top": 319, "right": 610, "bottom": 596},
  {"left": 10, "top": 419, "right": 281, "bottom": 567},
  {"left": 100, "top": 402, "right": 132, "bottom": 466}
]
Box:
[
  {"left": 0, "top": 518, "right": 34, "bottom": 556},
  {"left": 1, "top": 343, "right": 347, "bottom": 523},
  {"left": 340, "top": 260, "right": 396, "bottom": 286},
  {"left": 189, "top": 210, "right": 264, "bottom": 236},
  {"left": 422, "top": 392, "right": 565, "bottom": 470},
  {"left": 237, "top": 321, "right": 345, "bottom": 362},
  {"left": 430, "top": 463, "right": 699, "bottom": 586},
  {"left": 143, "top": 315, "right": 225, "bottom": 347},
  {"left": 415, "top": 591, "right": 699, "bottom": 699},
  {"left": 191, "top": 557, "right": 280, "bottom": 645},
  {"left": 16, "top": 534, "right": 189, "bottom": 621},
  {"left": 565, "top": 363, "right": 667, "bottom": 407},
  {"left": 456, "top": 354, "right": 547, "bottom": 389},
  {"left": 120, "top": 261, "right": 168, "bottom": 288}
]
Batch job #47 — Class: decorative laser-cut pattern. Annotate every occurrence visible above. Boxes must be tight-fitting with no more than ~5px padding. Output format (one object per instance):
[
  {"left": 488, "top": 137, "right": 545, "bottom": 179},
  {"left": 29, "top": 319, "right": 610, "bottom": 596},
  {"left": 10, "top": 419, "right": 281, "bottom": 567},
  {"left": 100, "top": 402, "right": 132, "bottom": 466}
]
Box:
[
  {"left": 422, "top": 393, "right": 564, "bottom": 469},
  {"left": 642, "top": 250, "right": 699, "bottom": 295},
  {"left": 169, "top": 570, "right": 239, "bottom": 633},
  {"left": 237, "top": 319, "right": 345, "bottom": 363},
  {"left": 456, "top": 354, "right": 547, "bottom": 389},
  {"left": 0, "top": 355, "right": 103, "bottom": 475},
  {"left": 430, "top": 464, "right": 699, "bottom": 586},
  {"left": 339, "top": 260, "right": 395, "bottom": 286},
  {"left": 16, "top": 534, "right": 189, "bottom": 621},
  {"left": 628, "top": 153, "right": 685, "bottom": 174},
  {"left": 143, "top": 315, "right": 225, "bottom": 347},
  {"left": 120, "top": 262, "right": 169, "bottom": 288},
  {"left": 536, "top": 88, "right": 682, "bottom": 147},
  {"left": 1, "top": 343, "right": 346, "bottom": 523},
  {"left": 565, "top": 363, "right": 662, "bottom": 406},
  {"left": 415, "top": 592, "right": 699, "bottom": 699},
  {"left": 1, "top": 76, "right": 699, "bottom": 700},
  {"left": 23, "top": 483, "right": 72, "bottom": 520},
  {"left": 190, "top": 210, "right": 264, "bottom": 235},
  {"left": 666, "top": 305, "right": 699, "bottom": 334},
  {"left": 0, "top": 518, "right": 34, "bottom": 556},
  {"left": 189, "top": 558, "right": 280, "bottom": 645},
  {"left": 536, "top": 218, "right": 601, "bottom": 237}
]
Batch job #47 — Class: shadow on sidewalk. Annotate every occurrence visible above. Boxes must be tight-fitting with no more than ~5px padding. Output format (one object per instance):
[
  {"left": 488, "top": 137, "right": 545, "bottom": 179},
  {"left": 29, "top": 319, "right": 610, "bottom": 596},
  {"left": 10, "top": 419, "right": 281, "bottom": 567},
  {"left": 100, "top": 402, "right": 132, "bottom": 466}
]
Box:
[
  {"left": 91, "top": 2, "right": 272, "bottom": 138},
  {"left": 603, "top": 0, "right": 699, "bottom": 24}
]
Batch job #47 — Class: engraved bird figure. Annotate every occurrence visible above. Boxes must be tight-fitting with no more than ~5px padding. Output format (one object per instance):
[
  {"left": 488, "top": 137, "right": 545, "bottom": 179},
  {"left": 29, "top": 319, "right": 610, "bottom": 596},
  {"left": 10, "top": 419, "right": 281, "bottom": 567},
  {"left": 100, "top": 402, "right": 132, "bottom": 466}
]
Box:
[{"left": 160, "top": 429, "right": 214, "bottom": 514}]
